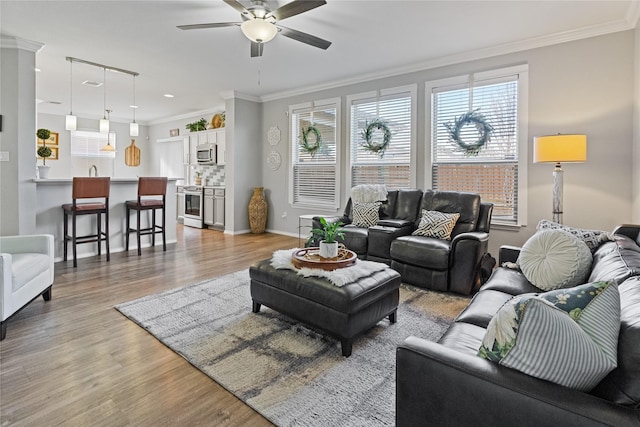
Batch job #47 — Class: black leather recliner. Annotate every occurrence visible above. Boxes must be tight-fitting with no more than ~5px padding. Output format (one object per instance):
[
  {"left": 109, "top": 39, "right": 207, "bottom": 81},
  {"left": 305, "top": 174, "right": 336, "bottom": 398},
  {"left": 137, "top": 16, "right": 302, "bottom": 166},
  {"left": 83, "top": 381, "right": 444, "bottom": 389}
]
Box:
[
  {"left": 313, "top": 189, "right": 493, "bottom": 295},
  {"left": 390, "top": 190, "right": 493, "bottom": 295}
]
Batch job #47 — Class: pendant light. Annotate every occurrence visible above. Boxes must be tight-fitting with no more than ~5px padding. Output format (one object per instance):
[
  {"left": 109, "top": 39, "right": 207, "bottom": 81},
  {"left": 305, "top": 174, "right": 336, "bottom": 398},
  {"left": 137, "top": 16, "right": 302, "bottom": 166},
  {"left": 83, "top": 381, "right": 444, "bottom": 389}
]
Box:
[
  {"left": 65, "top": 58, "right": 77, "bottom": 131},
  {"left": 99, "top": 68, "right": 109, "bottom": 133},
  {"left": 130, "top": 74, "right": 139, "bottom": 137},
  {"left": 101, "top": 109, "right": 116, "bottom": 152}
]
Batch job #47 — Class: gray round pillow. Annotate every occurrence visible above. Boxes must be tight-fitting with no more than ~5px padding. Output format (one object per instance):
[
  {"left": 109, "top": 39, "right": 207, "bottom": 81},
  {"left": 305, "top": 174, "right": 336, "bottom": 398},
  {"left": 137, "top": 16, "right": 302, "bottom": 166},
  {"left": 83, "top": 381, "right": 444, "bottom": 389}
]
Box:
[{"left": 518, "top": 229, "right": 593, "bottom": 291}]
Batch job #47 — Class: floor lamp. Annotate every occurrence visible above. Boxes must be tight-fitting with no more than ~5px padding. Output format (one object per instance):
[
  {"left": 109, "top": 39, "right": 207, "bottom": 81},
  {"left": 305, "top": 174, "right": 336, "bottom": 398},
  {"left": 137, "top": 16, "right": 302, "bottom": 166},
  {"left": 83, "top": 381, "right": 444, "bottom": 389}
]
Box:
[{"left": 533, "top": 134, "right": 587, "bottom": 224}]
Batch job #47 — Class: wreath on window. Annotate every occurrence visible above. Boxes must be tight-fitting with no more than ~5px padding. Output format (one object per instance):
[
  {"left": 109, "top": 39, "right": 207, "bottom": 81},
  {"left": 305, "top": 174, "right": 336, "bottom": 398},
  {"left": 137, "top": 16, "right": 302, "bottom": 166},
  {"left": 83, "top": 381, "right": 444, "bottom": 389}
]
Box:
[
  {"left": 360, "top": 119, "right": 392, "bottom": 157},
  {"left": 444, "top": 109, "right": 494, "bottom": 156},
  {"left": 300, "top": 123, "right": 322, "bottom": 157}
]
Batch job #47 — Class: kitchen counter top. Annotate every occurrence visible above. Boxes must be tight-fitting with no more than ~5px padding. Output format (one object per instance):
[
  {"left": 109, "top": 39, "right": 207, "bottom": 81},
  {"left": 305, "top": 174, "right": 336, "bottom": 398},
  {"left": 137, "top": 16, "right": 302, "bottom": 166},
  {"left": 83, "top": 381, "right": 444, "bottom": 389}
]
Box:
[{"left": 35, "top": 177, "right": 181, "bottom": 184}]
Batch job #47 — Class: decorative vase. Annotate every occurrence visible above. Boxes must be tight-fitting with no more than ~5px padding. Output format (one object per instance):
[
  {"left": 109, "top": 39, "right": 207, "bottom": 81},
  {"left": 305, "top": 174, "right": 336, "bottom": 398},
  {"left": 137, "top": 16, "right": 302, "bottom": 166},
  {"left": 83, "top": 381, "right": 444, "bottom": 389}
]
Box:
[
  {"left": 319, "top": 241, "right": 338, "bottom": 260},
  {"left": 194, "top": 176, "right": 202, "bottom": 185},
  {"left": 248, "top": 187, "right": 267, "bottom": 234},
  {"left": 38, "top": 165, "right": 50, "bottom": 179}
]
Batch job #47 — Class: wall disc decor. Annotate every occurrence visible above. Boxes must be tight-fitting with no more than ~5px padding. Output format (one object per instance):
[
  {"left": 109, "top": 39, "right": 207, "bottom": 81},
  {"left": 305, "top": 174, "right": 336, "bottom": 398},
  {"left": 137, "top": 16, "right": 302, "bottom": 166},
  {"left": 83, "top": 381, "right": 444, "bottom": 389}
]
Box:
[
  {"left": 266, "top": 150, "right": 282, "bottom": 171},
  {"left": 268, "top": 126, "right": 281, "bottom": 146}
]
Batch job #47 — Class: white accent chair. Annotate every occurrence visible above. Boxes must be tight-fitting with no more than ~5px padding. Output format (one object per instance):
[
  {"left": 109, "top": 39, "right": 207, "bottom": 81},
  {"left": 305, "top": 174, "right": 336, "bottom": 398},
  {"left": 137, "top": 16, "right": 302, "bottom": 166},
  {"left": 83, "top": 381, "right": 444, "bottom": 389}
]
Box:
[{"left": 0, "top": 234, "right": 55, "bottom": 340}]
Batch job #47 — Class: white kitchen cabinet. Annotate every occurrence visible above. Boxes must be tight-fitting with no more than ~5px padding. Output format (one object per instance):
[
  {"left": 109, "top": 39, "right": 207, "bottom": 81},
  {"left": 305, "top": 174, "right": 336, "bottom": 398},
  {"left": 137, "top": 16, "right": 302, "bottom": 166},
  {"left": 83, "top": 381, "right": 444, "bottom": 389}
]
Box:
[
  {"left": 213, "top": 188, "right": 225, "bottom": 228},
  {"left": 176, "top": 186, "right": 185, "bottom": 223},
  {"left": 216, "top": 132, "right": 226, "bottom": 165},
  {"left": 186, "top": 129, "right": 225, "bottom": 165},
  {"left": 203, "top": 188, "right": 214, "bottom": 226}
]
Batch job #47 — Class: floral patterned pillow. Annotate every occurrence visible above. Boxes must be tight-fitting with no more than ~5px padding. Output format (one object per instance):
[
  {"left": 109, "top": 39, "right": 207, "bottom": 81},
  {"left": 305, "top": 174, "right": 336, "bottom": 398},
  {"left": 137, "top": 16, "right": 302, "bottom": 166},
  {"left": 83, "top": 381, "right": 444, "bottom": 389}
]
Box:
[{"left": 478, "top": 281, "right": 620, "bottom": 391}]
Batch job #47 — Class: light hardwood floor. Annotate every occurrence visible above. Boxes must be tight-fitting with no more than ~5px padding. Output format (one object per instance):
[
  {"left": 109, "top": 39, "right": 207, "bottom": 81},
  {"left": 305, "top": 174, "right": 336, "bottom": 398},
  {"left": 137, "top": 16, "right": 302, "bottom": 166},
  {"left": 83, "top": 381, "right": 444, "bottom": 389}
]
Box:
[{"left": 0, "top": 226, "right": 300, "bottom": 426}]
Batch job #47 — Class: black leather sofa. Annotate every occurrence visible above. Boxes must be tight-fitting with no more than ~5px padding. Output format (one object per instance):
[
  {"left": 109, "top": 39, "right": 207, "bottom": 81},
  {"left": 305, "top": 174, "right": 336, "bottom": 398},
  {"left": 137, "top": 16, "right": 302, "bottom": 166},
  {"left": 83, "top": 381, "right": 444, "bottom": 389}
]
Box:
[
  {"left": 313, "top": 189, "right": 493, "bottom": 295},
  {"left": 396, "top": 224, "right": 640, "bottom": 427}
]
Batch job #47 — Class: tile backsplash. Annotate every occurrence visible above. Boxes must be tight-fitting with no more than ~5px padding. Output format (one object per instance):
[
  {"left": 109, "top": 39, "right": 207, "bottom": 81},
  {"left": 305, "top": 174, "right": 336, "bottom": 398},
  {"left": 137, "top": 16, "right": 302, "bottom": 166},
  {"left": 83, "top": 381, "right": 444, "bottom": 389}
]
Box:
[{"left": 195, "top": 164, "right": 225, "bottom": 186}]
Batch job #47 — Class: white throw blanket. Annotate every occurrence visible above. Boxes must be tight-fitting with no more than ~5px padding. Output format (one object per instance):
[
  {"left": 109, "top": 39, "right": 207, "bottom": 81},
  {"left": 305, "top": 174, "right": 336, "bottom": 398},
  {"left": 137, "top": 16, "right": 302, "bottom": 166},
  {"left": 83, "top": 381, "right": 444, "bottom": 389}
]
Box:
[
  {"left": 270, "top": 248, "right": 389, "bottom": 287},
  {"left": 350, "top": 184, "right": 387, "bottom": 203}
]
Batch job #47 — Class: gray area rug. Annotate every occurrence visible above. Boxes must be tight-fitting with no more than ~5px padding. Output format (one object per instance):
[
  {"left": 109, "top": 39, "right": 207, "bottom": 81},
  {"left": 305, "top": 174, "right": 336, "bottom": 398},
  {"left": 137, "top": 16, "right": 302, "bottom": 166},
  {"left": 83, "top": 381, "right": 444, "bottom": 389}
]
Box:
[{"left": 115, "top": 269, "right": 469, "bottom": 426}]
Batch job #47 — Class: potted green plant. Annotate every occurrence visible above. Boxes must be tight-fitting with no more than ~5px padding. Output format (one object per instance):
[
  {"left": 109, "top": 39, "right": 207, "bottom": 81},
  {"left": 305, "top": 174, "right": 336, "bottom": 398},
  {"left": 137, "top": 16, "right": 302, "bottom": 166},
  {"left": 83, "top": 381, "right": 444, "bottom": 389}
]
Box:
[
  {"left": 36, "top": 128, "right": 52, "bottom": 178},
  {"left": 185, "top": 118, "right": 208, "bottom": 132},
  {"left": 307, "top": 217, "right": 345, "bottom": 260}
]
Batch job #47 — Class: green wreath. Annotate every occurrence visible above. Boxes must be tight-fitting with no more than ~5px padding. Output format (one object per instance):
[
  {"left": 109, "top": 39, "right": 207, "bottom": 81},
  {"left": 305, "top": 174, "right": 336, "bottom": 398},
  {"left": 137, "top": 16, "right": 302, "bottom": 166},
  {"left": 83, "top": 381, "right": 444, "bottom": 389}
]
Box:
[
  {"left": 444, "top": 109, "right": 494, "bottom": 156},
  {"left": 300, "top": 124, "right": 322, "bottom": 156},
  {"left": 360, "top": 119, "right": 391, "bottom": 157}
]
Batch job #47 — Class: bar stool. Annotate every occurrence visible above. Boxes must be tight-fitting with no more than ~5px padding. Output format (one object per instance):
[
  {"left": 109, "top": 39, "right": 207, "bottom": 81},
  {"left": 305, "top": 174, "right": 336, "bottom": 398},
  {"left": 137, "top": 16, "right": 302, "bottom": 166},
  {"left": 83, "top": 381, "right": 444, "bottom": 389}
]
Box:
[
  {"left": 62, "top": 177, "right": 110, "bottom": 268},
  {"left": 125, "top": 177, "right": 167, "bottom": 256}
]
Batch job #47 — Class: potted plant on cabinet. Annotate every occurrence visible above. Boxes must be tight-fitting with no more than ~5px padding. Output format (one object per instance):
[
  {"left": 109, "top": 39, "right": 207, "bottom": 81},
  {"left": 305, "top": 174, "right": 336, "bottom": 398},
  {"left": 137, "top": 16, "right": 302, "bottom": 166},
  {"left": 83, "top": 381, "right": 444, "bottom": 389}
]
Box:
[
  {"left": 36, "top": 128, "right": 52, "bottom": 178},
  {"left": 307, "top": 217, "right": 345, "bottom": 260}
]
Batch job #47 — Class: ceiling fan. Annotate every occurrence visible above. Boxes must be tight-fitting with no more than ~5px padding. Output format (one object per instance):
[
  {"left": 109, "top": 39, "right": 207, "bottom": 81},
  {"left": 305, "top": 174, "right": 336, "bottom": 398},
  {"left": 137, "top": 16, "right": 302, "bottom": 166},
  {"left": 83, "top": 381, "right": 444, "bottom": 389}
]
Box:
[{"left": 177, "top": 0, "right": 331, "bottom": 58}]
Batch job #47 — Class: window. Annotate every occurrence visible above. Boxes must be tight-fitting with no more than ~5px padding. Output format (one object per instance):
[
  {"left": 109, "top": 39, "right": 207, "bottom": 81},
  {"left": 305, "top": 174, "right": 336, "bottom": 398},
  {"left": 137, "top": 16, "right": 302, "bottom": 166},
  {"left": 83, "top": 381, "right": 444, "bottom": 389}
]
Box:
[
  {"left": 289, "top": 98, "right": 340, "bottom": 209},
  {"left": 70, "top": 130, "right": 116, "bottom": 158},
  {"left": 426, "top": 65, "right": 528, "bottom": 226},
  {"left": 347, "top": 85, "right": 416, "bottom": 189}
]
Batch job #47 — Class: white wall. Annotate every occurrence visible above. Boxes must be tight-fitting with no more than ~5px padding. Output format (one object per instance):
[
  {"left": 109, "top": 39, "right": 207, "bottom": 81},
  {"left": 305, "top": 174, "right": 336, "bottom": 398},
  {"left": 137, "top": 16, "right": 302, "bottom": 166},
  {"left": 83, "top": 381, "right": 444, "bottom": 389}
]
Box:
[
  {"left": 0, "top": 36, "right": 41, "bottom": 236},
  {"left": 261, "top": 30, "right": 636, "bottom": 255}
]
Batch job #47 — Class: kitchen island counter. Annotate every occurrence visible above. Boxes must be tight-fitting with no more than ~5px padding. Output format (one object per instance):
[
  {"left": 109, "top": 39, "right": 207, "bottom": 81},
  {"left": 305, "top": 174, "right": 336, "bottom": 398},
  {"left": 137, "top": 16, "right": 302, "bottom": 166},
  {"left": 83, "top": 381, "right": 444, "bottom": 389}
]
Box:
[{"left": 35, "top": 178, "right": 178, "bottom": 262}]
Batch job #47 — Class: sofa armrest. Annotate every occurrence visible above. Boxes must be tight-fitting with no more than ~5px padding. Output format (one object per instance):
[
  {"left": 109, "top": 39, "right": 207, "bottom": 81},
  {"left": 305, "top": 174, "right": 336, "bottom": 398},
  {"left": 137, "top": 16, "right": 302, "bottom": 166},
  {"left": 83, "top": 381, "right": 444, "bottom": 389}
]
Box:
[
  {"left": 499, "top": 245, "right": 521, "bottom": 264},
  {"left": 367, "top": 225, "right": 415, "bottom": 260},
  {"left": 377, "top": 219, "right": 414, "bottom": 228},
  {"left": 613, "top": 224, "right": 640, "bottom": 245},
  {"left": 448, "top": 232, "right": 489, "bottom": 294},
  {"left": 0, "top": 234, "right": 54, "bottom": 256},
  {"left": 397, "top": 337, "right": 640, "bottom": 427},
  {"left": 0, "top": 235, "right": 54, "bottom": 285}
]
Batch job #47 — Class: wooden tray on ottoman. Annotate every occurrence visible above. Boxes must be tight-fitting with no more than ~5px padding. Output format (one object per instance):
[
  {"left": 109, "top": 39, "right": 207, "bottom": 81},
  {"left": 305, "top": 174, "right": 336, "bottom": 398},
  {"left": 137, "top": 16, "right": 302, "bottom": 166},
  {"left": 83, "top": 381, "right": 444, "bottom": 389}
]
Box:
[{"left": 292, "top": 247, "right": 357, "bottom": 271}]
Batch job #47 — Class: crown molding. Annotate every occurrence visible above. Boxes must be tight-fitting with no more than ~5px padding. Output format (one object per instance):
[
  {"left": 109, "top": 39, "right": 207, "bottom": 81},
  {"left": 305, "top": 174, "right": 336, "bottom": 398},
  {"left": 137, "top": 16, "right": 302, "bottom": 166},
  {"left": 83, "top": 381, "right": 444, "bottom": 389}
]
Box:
[
  {"left": 221, "top": 90, "right": 261, "bottom": 102},
  {"left": 0, "top": 35, "right": 44, "bottom": 53},
  {"left": 261, "top": 16, "right": 635, "bottom": 103}
]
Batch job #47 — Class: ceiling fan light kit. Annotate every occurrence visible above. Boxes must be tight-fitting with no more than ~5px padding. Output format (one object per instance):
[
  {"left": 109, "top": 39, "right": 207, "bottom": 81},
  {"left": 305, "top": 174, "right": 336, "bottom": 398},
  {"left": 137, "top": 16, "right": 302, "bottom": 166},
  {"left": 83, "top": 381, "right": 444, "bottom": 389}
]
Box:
[
  {"left": 178, "top": 0, "right": 330, "bottom": 58},
  {"left": 241, "top": 18, "right": 277, "bottom": 43}
]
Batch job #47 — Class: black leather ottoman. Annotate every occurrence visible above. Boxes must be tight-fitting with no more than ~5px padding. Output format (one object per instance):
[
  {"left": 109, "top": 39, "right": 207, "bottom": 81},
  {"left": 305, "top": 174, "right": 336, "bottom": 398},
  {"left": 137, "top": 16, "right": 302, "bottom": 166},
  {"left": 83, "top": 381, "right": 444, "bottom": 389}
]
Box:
[{"left": 249, "top": 258, "right": 401, "bottom": 357}]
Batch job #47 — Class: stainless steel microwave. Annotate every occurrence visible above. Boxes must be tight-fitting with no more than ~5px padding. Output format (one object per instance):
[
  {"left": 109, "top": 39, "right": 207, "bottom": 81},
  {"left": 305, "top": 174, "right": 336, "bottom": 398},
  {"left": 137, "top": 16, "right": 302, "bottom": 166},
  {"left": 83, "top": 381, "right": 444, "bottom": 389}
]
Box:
[{"left": 197, "top": 143, "right": 217, "bottom": 165}]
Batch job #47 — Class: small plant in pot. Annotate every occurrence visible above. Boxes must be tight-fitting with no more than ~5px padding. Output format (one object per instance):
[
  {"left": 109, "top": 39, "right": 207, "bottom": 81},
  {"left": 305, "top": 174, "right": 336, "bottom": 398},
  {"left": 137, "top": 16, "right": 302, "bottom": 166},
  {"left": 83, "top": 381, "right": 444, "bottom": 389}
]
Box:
[
  {"left": 36, "top": 128, "right": 52, "bottom": 178},
  {"left": 307, "top": 217, "right": 345, "bottom": 260}
]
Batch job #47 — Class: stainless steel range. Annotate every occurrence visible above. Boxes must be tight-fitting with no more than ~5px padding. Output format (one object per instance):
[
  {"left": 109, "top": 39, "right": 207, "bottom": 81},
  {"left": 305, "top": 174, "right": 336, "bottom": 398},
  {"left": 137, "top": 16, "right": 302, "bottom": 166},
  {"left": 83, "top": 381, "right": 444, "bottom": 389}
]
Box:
[{"left": 183, "top": 185, "right": 204, "bottom": 228}]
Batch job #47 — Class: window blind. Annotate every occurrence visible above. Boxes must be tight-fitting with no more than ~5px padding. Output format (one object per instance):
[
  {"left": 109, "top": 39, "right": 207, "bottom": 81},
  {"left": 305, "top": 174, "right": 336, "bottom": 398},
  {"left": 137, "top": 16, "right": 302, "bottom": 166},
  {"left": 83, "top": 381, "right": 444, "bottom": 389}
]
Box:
[
  {"left": 350, "top": 90, "right": 413, "bottom": 189},
  {"left": 432, "top": 76, "right": 520, "bottom": 224},
  {"left": 70, "top": 130, "right": 116, "bottom": 158},
  {"left": 290, "top": 101, "right": 339, "bottom": 209}
]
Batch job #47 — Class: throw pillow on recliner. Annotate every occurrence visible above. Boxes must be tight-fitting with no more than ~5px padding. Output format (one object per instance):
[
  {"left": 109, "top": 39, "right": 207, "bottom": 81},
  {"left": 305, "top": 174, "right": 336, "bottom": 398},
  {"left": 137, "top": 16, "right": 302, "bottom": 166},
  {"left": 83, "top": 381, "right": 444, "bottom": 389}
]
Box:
[
  {"left": 478, "top": 281, "right": 620, "bottom": 391},
  {"left": 517, "top": 229, "right": 592, "bottom": 291},
  {"left": 412, "top": 210, "right": 460, "bottom": 240},
  {"left": 351, "top": 201, "right": 382, "bottom": 227}
]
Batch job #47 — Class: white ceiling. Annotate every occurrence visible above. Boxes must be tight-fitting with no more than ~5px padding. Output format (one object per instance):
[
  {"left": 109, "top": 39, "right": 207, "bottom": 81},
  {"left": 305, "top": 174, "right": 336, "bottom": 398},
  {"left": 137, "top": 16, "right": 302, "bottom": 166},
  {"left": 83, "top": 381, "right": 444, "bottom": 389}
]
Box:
[{"left": 1, "top": 1, "right": 638, "bottom": 125}]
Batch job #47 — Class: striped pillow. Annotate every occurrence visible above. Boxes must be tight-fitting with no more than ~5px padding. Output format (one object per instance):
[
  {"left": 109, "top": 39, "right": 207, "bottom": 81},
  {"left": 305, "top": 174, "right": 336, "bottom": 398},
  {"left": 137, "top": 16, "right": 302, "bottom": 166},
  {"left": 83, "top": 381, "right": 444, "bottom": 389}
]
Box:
[
  {"left": 351, "top": 201, "right": 381, "bottom": 227},
  {"left": 478, "top": 281, "right": 620, "bottom": 391},
  {"left": 412, "top": 210, "right": 460, "bottom": 240}
]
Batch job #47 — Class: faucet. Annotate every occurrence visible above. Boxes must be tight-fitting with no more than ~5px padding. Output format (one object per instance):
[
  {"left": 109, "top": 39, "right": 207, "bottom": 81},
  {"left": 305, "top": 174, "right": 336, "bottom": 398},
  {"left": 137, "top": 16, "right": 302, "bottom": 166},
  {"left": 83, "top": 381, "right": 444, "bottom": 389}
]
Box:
[{"left": 89, "top": 165, "right": 98, "bottom": 177}]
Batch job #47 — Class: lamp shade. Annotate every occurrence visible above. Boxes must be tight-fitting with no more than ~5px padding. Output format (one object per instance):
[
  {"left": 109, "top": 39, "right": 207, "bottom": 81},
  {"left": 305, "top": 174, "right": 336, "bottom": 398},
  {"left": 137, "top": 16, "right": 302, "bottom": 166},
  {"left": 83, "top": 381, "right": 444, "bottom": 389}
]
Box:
[
  {"left": 241, "top": 19, "right": 278, "bottom": 43},
  {"left": 100, "top": 118, "right": 110, "bottom": 133},
  {"left": 533, "top": 134, "right": 587, "bottom": 163},
  {"left": 65, "top": 114, "right": 77, "bottom": 131},
  {"left": 130, "top": 122, "right": 139, "bottom": 137}
]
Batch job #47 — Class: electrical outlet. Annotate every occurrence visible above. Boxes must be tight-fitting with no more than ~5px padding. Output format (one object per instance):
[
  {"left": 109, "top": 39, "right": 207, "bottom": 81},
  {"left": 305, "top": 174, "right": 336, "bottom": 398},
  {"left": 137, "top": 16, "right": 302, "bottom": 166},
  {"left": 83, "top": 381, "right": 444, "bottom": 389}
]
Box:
[
  {"left": 281, "top": 211, "right": 287, "bottom": 218},
  {"left": 0, "top": 151, "right": 9, "bottom": 162}
]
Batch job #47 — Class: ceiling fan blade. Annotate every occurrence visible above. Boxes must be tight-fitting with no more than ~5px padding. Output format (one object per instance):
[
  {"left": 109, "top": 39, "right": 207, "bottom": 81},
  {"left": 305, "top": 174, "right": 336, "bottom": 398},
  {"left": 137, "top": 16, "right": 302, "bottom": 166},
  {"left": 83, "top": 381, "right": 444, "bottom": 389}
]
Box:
[
  {"left": 277, "top": 26, "right": 331, "bottom": 50},
  {"left": 269, "top": 0, "right": 326, "bottom": 21},
  {"left": 177, "top": 22, "right": 240, "bottom": 30},
  {"left": 224, "top": 0, "right": 249, "bottom": 15},
  {"left": 251, "top": 42, "right": 264, "bottom": 58}
]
